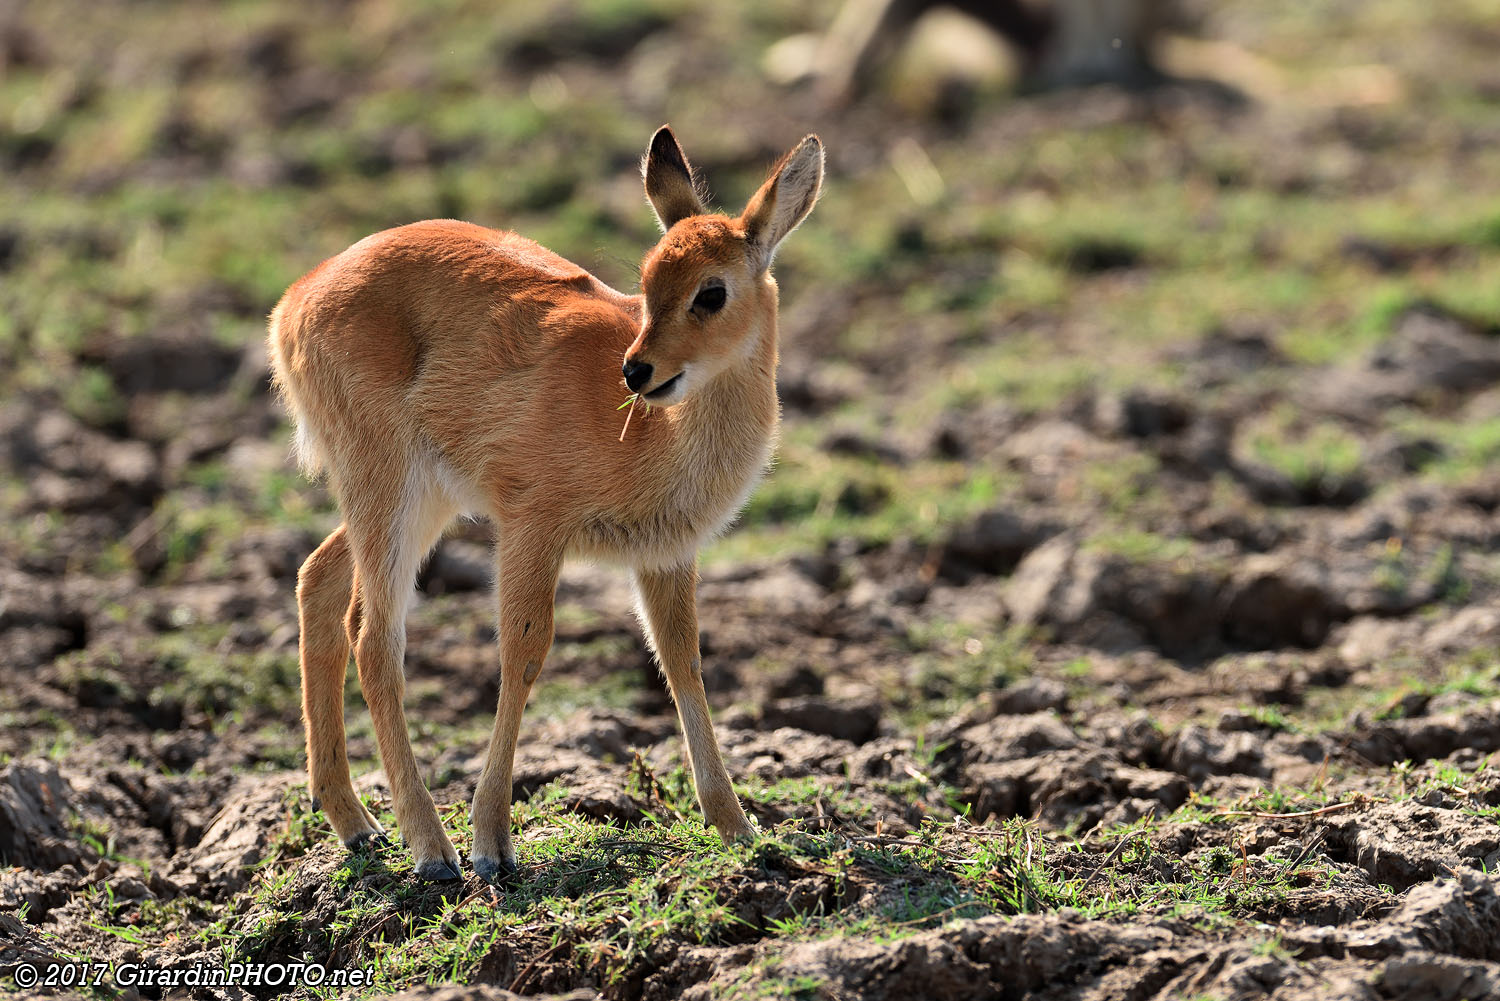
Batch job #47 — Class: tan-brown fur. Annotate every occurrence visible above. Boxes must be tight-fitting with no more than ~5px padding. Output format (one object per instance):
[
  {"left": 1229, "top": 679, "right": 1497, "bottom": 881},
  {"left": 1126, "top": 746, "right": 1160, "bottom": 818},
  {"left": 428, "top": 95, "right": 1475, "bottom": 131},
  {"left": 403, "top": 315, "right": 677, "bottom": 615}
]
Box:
[{"left": 267, "top": 127, "right": 823, "bottom": 879}]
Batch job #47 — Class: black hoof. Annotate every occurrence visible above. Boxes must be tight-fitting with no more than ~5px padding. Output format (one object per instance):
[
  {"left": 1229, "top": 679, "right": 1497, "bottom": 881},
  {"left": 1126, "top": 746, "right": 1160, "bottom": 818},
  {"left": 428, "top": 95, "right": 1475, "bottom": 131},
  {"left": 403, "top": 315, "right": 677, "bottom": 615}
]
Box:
[
  {"left": 345, "top": 831, "right": 388, "bottom": 852},
  {"left": 473, "top": 854, "right": 518, "bottom": 885},
  {"left": 416, "top": 858, "right": 463, "bottom": 881}
]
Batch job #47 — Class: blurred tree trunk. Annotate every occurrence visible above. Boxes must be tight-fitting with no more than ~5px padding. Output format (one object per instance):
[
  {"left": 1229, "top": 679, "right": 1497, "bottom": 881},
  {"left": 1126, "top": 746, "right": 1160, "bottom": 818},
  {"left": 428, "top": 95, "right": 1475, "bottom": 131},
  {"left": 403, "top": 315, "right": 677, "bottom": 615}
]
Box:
[{"left": 816, "top": 0, "right": 1168, "bottom": 104}]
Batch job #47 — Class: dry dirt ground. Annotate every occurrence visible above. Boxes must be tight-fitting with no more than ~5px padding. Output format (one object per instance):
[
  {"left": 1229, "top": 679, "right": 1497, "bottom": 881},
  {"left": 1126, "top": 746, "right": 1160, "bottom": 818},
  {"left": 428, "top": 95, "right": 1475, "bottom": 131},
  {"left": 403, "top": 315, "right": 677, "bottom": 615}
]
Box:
[{"left": 6, "top": 1, "right": 1500, "bottom": 1000}]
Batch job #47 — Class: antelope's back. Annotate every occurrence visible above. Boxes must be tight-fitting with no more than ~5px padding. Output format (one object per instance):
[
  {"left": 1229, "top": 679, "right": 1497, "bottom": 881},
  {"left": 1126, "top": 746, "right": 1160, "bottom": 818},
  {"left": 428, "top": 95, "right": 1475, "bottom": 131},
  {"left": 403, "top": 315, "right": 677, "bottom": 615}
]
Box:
[{"left": 267, "top": 220, "right": 639, "bottom": 479}]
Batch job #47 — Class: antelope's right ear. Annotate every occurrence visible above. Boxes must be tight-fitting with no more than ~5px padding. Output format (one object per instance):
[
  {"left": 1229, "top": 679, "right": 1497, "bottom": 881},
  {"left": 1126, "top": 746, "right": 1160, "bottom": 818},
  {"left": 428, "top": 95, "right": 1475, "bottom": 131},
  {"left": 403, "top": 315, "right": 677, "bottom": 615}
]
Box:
[
  {"left": 740, "top": 134, "right": 823, "bottom": 273},
  {"left": 642, "top": 125, "right": 705, "bottom": 232}
]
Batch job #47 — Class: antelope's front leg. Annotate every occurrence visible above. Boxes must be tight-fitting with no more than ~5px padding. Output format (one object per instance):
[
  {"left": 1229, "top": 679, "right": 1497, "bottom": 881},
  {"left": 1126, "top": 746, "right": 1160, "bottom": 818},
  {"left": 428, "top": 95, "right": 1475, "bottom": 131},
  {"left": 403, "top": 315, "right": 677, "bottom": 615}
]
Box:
[
  {"left": 634, "top": 561, "right": 755, "bottom": 843},
  {"left": 471, "top": 542, "right": 562, "bottom": 882}
]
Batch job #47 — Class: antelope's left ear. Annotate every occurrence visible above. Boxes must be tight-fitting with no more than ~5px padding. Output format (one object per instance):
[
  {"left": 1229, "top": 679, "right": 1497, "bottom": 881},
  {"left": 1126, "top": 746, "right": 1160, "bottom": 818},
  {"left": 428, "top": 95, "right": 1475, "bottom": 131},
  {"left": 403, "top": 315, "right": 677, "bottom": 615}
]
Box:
[
  {"left": 740, "top": 135, "right": 823, "bottom": 273},
  {"left": 643, "top": 125, "right": 706, "bottom": 232}
]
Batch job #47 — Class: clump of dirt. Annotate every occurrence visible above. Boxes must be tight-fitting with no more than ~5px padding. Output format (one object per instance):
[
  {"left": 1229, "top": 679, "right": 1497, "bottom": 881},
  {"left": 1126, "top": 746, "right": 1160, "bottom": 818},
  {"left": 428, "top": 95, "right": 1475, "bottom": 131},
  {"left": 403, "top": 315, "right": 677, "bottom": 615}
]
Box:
[
  {"left": 7, "top": 681, "right": 1500, "bottom": 1000},
  {"left": 695, "top": 868, "right": 1500, "bottom": 1001}
]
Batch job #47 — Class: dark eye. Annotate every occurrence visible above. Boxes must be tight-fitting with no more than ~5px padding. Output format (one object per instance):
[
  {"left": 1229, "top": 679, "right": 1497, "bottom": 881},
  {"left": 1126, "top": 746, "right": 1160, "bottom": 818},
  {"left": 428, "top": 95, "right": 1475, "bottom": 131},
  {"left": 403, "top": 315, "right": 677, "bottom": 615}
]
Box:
[{"left": 692, "top": 284, "right": 726, "bottom": 314}]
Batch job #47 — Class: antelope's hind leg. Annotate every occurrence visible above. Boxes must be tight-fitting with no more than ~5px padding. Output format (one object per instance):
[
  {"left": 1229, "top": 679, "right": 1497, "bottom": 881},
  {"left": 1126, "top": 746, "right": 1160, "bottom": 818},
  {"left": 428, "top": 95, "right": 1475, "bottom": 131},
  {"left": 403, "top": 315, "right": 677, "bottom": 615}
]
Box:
[
  {"left": 344, "top": 478, "right": 464, "bottom": 880},
  {"left": 298, "top": 525, "right": 383, "bottom": 848}
]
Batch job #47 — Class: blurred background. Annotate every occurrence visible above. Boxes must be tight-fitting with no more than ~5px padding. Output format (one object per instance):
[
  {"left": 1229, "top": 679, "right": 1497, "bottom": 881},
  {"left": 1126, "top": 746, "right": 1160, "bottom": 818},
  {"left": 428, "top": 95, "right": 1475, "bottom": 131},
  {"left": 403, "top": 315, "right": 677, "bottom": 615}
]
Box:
[
  {"left": 11, "top": 3, "right": 1500, "bottom": 990},
  {"left": 4, "top": 0, "right": 1500, "bottom": 782}
]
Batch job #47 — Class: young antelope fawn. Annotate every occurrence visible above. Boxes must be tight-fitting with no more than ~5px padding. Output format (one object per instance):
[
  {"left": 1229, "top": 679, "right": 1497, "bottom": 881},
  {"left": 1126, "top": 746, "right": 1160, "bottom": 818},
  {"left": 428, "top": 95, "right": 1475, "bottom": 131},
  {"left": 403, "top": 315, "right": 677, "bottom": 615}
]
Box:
[{"left": 268, "top": 127, "right": 823, "bottom": 881}]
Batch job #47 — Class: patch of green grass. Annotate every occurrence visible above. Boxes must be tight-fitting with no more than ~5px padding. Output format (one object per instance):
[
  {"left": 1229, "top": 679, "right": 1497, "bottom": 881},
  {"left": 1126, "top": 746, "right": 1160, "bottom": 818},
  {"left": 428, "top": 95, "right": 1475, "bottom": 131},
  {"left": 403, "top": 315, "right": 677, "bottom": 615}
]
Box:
[
  {"left": 705, "top": 433, "right": 1008, "bottom": 565},
  {"left": 1301, "top": 647, "right": 1500, "bottom": 730},
  {"left": 1391, "top": 413, "right": 1500, "bottom": 485},
  {"left": 86, "top": 772, "right": 1403, "bottom": 1001},
  {"left": 1083, "top": 528, "right": 1196, "bottom": 565},
  {"left": 1390, "top": 753, "right": 1499, "bottom": 805},
  {"left": 212, "top": 789, "right": 1063, "bottom": 996},
  {"left": 154, "top": 636, "right": 301, "bottom": 718},
  {"left": 528, "top": 666, "right": 641, "bottom": 721},
  {"left": 1080, "top": 451, "right": 1169, "bottom": 519},
  {"left": 929, "top": 338, "right": 1101, "bottom": 417},
  {"left": 226, "top": 805, "right": 756, "bottom": 992},
  {"left": 1245, "top": 411, "right": 1366, "bottom": 498},
  {"left": 68, "top": 816, "right": 128, "bottom": 869},
  {"left": 1246, "top": 705, "right": 1294, "bottom": 733},
  {"left": 747, "top": 971, "right": 824, "bottom": 1000},
  {"left": 899, "top": 622, "right": 1035, "bottom": 725},
  {"left": 61, "top": 366, "right": 126, "bottom": 429},
  {"left": 1166, "top": 785, "right": 1342, "bottom": 825}
]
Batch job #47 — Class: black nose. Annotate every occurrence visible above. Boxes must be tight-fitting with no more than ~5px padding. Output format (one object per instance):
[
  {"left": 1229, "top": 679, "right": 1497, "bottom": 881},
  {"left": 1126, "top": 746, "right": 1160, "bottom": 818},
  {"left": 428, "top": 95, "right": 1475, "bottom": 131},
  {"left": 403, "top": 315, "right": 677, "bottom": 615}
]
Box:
[{"left": 623, "top": 359, "right": 653, "bottom": 392}]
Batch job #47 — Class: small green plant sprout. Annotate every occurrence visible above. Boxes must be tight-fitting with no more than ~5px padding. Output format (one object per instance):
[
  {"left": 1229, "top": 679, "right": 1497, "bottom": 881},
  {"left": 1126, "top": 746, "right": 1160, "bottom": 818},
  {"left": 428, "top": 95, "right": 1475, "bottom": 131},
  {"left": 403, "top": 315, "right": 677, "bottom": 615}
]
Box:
[{"left": 618, "top": 392, "right": 651, "bottom": 442}]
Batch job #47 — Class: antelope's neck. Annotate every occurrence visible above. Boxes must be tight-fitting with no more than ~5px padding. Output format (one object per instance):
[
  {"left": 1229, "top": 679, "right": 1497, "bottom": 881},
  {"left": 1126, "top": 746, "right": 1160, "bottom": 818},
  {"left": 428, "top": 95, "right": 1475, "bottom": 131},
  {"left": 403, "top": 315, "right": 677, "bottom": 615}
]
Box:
[
  {"left": 645, "top": 318, "right": 781, "bottom": 565},
  {"left": 672, "top": 339, "right": 779, "bottom": 473}
]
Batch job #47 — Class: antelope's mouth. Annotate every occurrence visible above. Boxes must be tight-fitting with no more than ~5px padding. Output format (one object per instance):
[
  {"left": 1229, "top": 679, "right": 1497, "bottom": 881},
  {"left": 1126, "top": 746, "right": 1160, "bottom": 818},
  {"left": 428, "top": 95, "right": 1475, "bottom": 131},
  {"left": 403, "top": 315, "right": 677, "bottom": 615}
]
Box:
[{"left": 645, "top": 373, "right": 683, "bottom": 401}]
